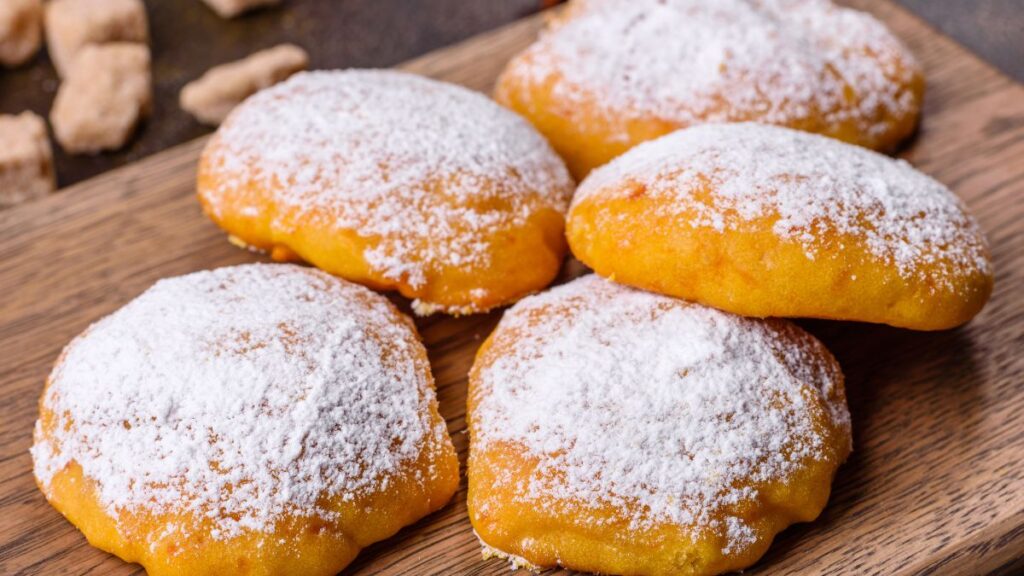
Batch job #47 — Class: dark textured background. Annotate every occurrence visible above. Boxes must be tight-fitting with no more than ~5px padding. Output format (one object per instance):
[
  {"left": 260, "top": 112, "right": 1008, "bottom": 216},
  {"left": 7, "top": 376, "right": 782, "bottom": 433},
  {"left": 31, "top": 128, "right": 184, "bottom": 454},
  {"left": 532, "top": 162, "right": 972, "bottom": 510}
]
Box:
[
  {"left": 0, "top": 0, "right": 1020, "bottom": 188},
  {"left": 897, "top": 0, "right": 1023, "bottom": 84}
]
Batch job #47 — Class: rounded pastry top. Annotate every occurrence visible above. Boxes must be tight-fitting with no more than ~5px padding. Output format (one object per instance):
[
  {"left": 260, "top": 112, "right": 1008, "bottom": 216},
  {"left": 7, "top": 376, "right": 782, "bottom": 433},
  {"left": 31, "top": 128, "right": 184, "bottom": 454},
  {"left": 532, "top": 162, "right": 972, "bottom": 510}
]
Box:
[
  {"left": 519, "top": 0, "right": 920, "bottom": 140},
  {"left": 32, "top": 263, "right": 444, "bottom": 540},
  {"left": 201, "top": 69, "right": 574, "bottom": 289},
  {"left": 471, "top": 275, "right": 851, "bottom": 547},
  {"left": 573, "top": 122, "right": 991, "bottom": 293}
]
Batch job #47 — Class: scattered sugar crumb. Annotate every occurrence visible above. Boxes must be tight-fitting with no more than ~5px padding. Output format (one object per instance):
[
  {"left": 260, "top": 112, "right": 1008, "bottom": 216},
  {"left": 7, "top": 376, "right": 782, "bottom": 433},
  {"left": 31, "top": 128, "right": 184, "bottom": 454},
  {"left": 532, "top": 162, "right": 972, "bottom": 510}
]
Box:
[
  {"left": 0, "top": 111, "right": 54, "bottom": 208},
  {"left": 0, "top": 0, "right": 43, "bottom": 67},
  {"left": 180, "top": 43, "right": 308, "bottom": 126}
]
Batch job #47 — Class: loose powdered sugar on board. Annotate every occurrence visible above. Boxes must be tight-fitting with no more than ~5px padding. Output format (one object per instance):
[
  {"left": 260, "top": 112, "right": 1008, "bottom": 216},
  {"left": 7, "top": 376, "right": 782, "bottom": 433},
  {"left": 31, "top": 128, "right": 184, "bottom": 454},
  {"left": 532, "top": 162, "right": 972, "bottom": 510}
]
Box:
[
  {"left": 574, "top": 122, "right": 991, "bottom": 292},
  {"left": 471, "top": 275, "right": 851, "bottom": 553},
  {"left": 518, "top": 0, "right": 919, "bottom": 140},
  {"left": 202, "top": 70, "right": 573, "bottom": 290},
  {"left": 31, "top": 263, "right": 446, "bottom": 541}
]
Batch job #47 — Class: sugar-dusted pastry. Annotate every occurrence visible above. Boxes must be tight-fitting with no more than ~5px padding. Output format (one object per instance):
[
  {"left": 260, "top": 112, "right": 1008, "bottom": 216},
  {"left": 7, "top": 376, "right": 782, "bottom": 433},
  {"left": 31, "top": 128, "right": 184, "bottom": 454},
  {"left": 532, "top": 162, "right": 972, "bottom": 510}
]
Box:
[
  {"left": 198, "top": 70, "right": 574, "bottom": 315},
  {"left": 568, "top": 123, "right": 993, "bottom": 331},
  {"left": 32, "top": 264, "right": 459, "bottom": 576},
  {"left": 468, "top": 275, "right": 851, "bottom": 576},
  {"left": 0, "top": 111, "right": 55, "bottom": 209},
  {"left": 50, "top": 42, "right": 151, "bottom": 154},
  {"left": 44, "top": 0, "right": 148, "bottom": 77},
  {"left": 180, "top": 43, "right": 309, "bottom": 126},
  {"left": 496, "top": 0, "right": 924, "bottom": 178},
  {"left": 0, "top": 0, "right": 43, "bottom": 67}
]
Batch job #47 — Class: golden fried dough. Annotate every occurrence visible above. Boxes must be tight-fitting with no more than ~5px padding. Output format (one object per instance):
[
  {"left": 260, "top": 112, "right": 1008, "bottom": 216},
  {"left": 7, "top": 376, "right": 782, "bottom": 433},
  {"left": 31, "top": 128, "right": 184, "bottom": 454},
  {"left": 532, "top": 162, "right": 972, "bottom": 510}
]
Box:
[
  {"left": 496, "top": 0, "right": 923, "bottom": 178},
  {"left": 198, "top": 70, "right": 574, "bottom": 315},
  {"left": 32, "top": 264, "right": 458, "bottom": 576},
  {"left": 567, "top": 123, "right": 993, "bottom": 330},
  {"left": 468, "top": 275, "right": 851, "bottom": 576}
]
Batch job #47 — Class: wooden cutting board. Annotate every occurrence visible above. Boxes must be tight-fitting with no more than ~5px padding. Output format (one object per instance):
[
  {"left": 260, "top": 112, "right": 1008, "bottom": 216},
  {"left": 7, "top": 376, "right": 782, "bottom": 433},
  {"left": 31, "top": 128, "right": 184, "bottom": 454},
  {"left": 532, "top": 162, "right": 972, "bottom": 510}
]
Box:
[{"left": 1, "top": 1, "right": 1022, "bottom": 574}]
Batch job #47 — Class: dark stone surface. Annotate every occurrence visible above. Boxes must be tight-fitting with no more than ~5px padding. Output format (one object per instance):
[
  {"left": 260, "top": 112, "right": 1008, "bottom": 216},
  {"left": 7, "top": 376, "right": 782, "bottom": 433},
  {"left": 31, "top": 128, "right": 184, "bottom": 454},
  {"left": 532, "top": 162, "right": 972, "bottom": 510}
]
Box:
[{"left": 0, "top": 0, "right": 1020, "bottom": 188}]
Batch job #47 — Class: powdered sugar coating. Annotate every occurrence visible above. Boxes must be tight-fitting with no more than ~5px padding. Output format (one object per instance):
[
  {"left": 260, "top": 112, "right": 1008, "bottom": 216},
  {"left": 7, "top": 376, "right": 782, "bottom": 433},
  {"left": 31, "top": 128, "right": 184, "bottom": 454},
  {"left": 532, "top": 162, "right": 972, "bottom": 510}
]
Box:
[
  {"left": 32, "top": 264, "right": 448, "bottom": 540},
  {"left": 202, "top": 70, "right": 573, "bottom": 290},
  {"left": 574, "top": 123, "right": 991, "bottom": 290},
  {"left": 471, "top": 275, "right": 850, "bottom": 553},
  {"left": 517, "top": 0, "right": 920, "bottom": 142}
]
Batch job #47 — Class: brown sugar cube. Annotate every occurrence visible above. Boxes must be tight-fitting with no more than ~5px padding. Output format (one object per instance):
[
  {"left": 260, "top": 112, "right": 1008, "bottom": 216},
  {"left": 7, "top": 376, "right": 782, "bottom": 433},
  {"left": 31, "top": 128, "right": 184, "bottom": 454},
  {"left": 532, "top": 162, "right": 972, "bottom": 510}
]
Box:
[
  {"left": 44, "top": 0, "right": 147, "bottom": 77},
  {"left": 0, "top": 112, "right": 56, "bottom": 209},
  {"left": 0, "top": 0, "right": 43, "bottom": 67},
  {"left": 180, "top": 44, "right": 309, "bottom": 126},
  {"left": 201, "top": 0, "right": 281, "bottom": 19},
  {"left": 50, "top": 43, "right": 151, "bottom": 154}
]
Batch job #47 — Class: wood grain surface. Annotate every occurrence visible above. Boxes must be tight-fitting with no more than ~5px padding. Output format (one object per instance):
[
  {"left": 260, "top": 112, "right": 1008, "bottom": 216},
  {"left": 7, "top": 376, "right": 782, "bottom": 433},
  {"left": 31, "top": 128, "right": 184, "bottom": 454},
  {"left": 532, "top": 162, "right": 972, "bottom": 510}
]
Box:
[{"left": 1, "top": 1, "right": 1023, "bottom": 574}]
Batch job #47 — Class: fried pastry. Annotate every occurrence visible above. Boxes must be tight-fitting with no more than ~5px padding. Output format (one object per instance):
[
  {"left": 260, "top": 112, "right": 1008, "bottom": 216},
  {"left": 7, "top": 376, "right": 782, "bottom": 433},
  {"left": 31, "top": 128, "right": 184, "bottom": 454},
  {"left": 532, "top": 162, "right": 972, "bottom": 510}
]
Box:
[
  {"left": 32, "top": 264, "right": 459, "bottom": 576},
  {"left": 567, "top": 123, "right": 992, "bottom": 330},
  {"left": 198, "top": 70, "right": 574, "bottom": 315},
  {"left": 468, "top": 275, "right": 851, "bottom": 576}
]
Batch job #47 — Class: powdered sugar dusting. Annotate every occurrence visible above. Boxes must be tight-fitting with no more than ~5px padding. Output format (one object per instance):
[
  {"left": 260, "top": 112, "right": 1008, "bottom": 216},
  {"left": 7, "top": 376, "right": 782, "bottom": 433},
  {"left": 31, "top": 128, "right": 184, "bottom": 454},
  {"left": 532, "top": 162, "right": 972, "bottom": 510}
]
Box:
[
  {"left": 32, "top": 264, "right": 447, "bottom": 540},
  {"left": 518, "top": 0, "right": 919, "bottom": 142},
  {"left": 575, "top": 123, "right": 991, "bottom": 290},
  {"left": 203, "top": 70, "right": 573, "bottom": 289},
  {"left": 471, "top": 275, "right": 850, "bottom": 555}
]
